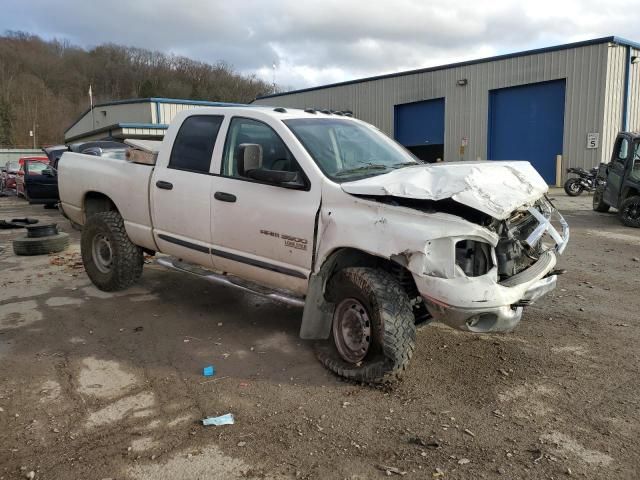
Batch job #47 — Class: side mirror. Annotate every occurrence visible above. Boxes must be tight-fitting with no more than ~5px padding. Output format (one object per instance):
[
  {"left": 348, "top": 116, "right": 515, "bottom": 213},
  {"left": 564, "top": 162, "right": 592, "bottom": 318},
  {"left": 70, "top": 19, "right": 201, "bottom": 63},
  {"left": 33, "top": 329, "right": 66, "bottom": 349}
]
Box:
[
  {"left": 237, "top": 144, "right": 263, "bottom": 176},
  {"left": 42, "top": 167, "right": 56, "bottom": 177}
]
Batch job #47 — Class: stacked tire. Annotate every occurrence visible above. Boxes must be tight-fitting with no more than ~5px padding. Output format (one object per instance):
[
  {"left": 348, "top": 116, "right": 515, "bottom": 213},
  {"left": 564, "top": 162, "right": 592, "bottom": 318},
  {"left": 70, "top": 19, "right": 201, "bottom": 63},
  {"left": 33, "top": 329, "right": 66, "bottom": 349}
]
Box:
[{"left": 13, "top": 224, "right": 69, "bottom": 256}]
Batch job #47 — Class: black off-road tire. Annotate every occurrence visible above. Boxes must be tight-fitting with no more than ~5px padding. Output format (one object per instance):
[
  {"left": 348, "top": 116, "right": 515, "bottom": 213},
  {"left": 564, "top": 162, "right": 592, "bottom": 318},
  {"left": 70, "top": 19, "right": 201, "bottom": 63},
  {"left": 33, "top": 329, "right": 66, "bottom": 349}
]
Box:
[
  {"left": 81, "top": 211, "right": 143, "bottom": 291},
  {"left": 564, "top": 178, "right": 583, "bottom": 196},
  {"left": 316, "top": 267, "right": 416, "bottom": 384},
  {"left": 592, "top": 186, "right": 610, "bottom": 212},
  {"left": 619, "top": 195, "right": 640, "bottom": 228},
  {"left": 13, "top": 232, "right": 69, "bottom": 256}
]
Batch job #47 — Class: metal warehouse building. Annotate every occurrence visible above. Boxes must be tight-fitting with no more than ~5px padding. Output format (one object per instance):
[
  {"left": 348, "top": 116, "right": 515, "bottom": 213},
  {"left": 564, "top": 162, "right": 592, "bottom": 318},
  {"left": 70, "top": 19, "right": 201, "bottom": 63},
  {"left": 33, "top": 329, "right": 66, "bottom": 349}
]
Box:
[
  {"left": 64, "top": 98, "right": 239, "bottom": 144},
  {"left": 253, "top": 36, "right": 640, "bottom": 184}
]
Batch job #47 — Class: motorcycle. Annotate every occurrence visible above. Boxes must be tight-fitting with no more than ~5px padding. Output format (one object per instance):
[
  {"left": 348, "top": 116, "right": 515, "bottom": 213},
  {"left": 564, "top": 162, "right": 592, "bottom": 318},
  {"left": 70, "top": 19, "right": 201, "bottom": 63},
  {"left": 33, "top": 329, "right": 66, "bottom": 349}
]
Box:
[{"left": 564, "top": 166, "right": 599, "bottom": 196}]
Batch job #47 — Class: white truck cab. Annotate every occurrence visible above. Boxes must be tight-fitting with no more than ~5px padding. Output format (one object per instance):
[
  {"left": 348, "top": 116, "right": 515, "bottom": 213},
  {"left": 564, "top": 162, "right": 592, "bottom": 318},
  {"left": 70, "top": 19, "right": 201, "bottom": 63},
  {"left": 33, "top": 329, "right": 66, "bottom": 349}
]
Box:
[{"left": 58, "top": 106, "right": 569, "bottom": 383}]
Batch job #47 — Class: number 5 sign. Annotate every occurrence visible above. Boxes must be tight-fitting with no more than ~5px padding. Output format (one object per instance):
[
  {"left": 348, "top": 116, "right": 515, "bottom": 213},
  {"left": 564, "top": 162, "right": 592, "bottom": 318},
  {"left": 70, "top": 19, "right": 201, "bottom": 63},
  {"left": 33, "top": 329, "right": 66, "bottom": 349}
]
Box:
[{"left": 586, "top": 133, "right": 599, "bottom": 149}]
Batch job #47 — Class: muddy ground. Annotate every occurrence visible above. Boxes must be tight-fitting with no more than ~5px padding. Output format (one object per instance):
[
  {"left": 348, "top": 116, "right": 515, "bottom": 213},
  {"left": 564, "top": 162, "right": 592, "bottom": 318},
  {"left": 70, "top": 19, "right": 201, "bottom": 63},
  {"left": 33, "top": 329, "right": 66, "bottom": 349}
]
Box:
[{"left": 0, "top": 191, "right": 639, "bottom": 480}]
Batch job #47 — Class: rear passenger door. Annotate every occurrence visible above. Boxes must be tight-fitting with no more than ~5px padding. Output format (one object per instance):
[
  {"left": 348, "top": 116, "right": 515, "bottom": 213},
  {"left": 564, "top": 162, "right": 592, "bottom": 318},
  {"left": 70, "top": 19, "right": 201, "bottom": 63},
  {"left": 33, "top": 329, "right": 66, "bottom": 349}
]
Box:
[
  {"left": 210, "top": 116, "right": 321, "bottom": 295},
  {"left": 151, "top": 114, "right": 223, "bottom": 267}
]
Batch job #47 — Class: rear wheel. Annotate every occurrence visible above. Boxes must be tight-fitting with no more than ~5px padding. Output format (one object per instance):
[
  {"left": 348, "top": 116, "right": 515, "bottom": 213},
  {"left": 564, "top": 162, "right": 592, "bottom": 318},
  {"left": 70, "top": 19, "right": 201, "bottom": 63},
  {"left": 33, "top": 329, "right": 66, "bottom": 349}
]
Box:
[
  {"left": 81, "top": 211, "right": 143, "bottom": 291},
  {"left": 619, "top": 195, "right": 640, "bottom": 228},
  {"left": 564, "top": 178, "right": 583, "bottom": 196},
  {"left": 592, "top": 186, "right": 610, "bottom": 212},
  {"left": 316, "top": 267, "right": 416, "bottom": 383}
]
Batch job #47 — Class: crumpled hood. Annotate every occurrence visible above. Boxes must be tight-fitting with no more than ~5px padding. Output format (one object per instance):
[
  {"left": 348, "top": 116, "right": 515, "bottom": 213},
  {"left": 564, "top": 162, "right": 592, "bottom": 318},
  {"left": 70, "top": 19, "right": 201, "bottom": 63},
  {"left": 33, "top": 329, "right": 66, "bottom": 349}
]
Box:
[{"left": 340, "top": 161, "right": 549, "bottom": 220}]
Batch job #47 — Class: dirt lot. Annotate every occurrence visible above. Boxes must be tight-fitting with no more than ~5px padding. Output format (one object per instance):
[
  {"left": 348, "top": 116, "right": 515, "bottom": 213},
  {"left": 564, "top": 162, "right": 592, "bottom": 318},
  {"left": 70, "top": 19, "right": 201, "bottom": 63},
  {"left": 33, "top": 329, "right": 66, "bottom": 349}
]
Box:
[{"left": 0, "top": 191, "right": 639, "bottom": 480}]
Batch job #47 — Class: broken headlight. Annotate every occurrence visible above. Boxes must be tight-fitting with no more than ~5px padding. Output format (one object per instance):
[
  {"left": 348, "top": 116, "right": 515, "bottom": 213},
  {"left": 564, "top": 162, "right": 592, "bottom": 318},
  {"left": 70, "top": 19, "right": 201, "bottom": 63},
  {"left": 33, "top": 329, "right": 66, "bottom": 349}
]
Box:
[{"left": 455, "top": 240, "right": 494, "bottom": 277}]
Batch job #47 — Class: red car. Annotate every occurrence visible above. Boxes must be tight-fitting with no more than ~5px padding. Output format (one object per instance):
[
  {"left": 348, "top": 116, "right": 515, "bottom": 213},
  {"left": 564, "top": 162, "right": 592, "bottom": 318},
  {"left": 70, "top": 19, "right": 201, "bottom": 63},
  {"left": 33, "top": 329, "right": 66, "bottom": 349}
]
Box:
[
  {"left": 15, "top": 156, "right": 50, "bottom": 199},
  {"left": 1, "top": 159, "right": 20, "bottom": 191}
]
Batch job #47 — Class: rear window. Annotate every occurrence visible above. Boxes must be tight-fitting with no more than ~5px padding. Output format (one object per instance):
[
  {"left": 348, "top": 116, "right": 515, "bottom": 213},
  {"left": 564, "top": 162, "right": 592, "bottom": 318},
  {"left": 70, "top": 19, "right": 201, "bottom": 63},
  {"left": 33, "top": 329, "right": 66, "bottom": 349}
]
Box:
[{"left": 169, "top": 115, "right": 223, "bottom": 173}]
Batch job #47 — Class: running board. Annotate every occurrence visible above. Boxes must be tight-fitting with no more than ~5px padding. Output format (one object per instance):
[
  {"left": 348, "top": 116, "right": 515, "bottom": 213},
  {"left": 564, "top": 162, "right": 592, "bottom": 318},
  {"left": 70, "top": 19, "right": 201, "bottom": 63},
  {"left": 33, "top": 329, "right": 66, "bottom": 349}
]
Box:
[{"left": 156, "top": 257, "right": 305, "bottom": 308}]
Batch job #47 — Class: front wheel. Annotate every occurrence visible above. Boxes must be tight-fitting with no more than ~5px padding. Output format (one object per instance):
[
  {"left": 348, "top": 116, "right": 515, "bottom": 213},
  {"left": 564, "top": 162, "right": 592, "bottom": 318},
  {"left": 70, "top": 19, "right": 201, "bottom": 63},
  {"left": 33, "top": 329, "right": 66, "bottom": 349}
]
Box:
[
  {"left": 564, "top": 178, "right": 583, "bottom": 196},
  {"left": 592, "top": 186, "right": 610, "bottom": 212},
  {"left": 316, "top": 267, "right": 416, "bottom": 383},
  {"left": 81, "top": 211, "right": 143, "bottom": 291},
  {"left": 619, "top": 196, "right": 640, "bottom": 228}
]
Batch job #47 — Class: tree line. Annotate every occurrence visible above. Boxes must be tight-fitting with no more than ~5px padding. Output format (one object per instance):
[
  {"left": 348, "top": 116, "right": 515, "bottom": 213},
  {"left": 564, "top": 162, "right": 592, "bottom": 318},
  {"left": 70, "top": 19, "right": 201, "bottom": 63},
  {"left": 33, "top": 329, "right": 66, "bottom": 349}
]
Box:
[{"left": 0, "top": 31, "right": 276, "bottom": 147}]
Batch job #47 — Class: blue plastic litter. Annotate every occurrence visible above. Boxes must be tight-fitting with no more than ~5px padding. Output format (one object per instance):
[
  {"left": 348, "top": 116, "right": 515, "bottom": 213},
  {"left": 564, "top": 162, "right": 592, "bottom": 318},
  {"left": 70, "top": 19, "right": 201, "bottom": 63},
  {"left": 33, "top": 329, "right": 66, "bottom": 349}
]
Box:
[
  {"left": 203, "top": 365, "right": 215, "bottom": 377},
  {"left": 202, "top": 413, "right": 235, "bottom": 426}
]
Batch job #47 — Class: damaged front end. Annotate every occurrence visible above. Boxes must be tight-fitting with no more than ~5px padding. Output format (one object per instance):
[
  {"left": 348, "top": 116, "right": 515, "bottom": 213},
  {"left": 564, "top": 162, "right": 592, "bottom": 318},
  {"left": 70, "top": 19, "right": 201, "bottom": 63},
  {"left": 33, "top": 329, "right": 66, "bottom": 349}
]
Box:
[{"left": 420, "top": 196, "right": 569, "bottom": 333}]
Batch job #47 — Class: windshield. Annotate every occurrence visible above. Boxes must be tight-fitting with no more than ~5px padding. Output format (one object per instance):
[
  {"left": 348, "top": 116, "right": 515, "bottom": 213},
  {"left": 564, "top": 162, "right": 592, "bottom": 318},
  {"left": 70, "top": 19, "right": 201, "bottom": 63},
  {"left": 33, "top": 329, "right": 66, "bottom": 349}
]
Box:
[
  {"left": 632, "top": 142, "right": 640, "bottom": 182},
  {"left": 284, "top": 118, "right": 421, "bottom": 181}
]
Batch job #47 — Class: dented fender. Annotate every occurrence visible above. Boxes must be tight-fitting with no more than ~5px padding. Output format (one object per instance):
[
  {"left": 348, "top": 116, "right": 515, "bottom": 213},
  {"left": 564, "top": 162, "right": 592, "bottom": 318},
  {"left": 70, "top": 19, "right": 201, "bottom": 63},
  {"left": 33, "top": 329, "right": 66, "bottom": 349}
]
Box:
[{"left": 314, "top": 185, "right": 498, "bottom": 279}]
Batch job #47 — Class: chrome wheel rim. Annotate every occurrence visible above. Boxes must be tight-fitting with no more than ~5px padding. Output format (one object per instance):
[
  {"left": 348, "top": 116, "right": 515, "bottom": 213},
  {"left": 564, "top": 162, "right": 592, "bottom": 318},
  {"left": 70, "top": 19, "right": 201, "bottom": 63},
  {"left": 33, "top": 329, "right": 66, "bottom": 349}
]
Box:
[
  {"left": 92, "top": 234, "right": 113, "bottom": 273},
  {"left": 333, "top": 298, "right": 372, "bottom": 364}
]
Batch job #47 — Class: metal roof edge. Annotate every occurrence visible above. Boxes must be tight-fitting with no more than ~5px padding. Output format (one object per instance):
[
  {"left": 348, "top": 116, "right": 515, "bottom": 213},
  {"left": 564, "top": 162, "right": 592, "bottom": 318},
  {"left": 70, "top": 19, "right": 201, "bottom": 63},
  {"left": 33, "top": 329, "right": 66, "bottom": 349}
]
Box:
[
  {"left": 64, "top": 98, "right": 248, "bottom": 134},
  {"left": 64, "top": 122, "right": 168, "bottom": 142},
  {"left": 256, "top": 36, "right": 626, "bottom": 100}
]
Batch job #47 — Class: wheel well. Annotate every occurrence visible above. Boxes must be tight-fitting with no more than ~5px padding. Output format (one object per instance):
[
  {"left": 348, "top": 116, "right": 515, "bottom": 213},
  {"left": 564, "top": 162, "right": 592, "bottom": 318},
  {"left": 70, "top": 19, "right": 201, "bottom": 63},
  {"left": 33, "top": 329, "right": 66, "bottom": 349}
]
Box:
[
  {"left": 321, "top": 248, "right": 430, "bottom": 325},
  {"left": 621, "top": 187, "right": 639, "bottom": 200},
  {"left": 84, "top": 192, "right": 119, "bottom": 221}
]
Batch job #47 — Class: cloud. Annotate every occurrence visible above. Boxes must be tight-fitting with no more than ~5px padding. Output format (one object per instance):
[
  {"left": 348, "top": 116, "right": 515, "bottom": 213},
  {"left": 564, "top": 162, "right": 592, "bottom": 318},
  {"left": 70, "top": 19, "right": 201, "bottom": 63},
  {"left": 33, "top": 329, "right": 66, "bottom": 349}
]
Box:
[{"left": 1, "top": 0, "right": 638, "bottom": 89}]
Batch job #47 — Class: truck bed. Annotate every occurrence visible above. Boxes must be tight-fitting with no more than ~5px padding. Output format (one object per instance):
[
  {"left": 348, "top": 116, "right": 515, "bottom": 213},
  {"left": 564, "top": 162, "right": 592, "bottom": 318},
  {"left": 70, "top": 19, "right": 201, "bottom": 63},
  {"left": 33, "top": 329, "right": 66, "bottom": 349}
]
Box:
[{"left": 58, "top": 151, "right": 157, "bottom": 250}]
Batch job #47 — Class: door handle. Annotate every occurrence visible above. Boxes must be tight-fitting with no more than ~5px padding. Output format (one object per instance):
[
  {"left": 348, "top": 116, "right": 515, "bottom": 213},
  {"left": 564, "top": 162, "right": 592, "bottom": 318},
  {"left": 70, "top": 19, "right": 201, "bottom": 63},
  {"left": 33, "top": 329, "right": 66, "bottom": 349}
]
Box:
[
  {"left": 156, "top": 180, "right": 173, "bottom": 190},
  {"left": 214, "top": 191, "right": 236, "bottom": 203}
]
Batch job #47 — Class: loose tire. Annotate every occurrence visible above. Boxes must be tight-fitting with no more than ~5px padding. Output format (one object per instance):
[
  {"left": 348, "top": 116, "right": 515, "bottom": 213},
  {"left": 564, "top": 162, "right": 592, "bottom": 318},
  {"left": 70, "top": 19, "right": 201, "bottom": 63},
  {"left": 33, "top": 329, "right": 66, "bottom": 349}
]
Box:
[
  {"left": 316, "top": 267, "right": 416, "bottom": 383},
  {"left": 592, "top": 186, "right": 610, "bottom": 212},
  {"left": 619, "top": 195, "right": 640, "bottom": 228},
  {"left": 81, "top": 211, "right": 143, "bottom": 291},
  {"left": 13, "top": 232, "right": 69, "bottom": 256},
  {"left": 564, "top": 178, "right": 583, "bottom": 196}
]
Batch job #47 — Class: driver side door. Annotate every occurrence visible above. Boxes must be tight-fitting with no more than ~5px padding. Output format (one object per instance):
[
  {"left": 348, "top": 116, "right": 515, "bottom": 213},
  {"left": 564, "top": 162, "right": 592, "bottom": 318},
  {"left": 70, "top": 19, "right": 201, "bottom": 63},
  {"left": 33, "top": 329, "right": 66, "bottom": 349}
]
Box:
[
  {"left": 24, "top": 160, "right": 58, "bottom": 203},
  {"left": 604, "top": 136, "right": 629, "bottom": 208}
]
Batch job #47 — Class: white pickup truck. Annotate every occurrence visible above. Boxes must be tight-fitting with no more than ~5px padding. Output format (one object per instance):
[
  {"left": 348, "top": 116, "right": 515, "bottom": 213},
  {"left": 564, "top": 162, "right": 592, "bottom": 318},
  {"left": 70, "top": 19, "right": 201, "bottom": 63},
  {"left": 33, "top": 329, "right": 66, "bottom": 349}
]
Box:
[{"left": 58, "top": 106, "right": 569, "bottom": 383}]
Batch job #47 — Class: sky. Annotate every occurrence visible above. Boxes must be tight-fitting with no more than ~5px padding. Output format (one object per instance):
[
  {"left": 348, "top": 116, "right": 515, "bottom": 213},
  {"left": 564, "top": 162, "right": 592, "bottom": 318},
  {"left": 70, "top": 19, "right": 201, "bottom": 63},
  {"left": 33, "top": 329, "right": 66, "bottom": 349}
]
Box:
[{"left": 1, "top": 0, "right": 638, "bottom": 91}]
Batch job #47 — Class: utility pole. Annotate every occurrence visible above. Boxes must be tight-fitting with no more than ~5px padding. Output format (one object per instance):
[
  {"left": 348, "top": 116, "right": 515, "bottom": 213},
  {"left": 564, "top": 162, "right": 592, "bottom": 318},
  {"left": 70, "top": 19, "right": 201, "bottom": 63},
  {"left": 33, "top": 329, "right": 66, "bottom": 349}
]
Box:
[
  {"left": 32, "top": 101, "right": 37, "bottom": 149},
  {"left": 272, "top": 62, "right": 277, "bottom": 93},
  {"left": 89, "top": 84, "right": 95, "bottom": 130}
]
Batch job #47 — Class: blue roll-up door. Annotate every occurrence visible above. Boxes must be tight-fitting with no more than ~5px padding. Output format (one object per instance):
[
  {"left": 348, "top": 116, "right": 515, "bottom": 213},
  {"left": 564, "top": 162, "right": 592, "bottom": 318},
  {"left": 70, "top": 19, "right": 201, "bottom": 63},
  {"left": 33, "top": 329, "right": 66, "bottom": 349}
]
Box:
[
  {"left": 488, "top": 80, "right": 566, "bottom": 184},
  {"left": 394, "top": 98, "right": 445, "bottom": 162}
]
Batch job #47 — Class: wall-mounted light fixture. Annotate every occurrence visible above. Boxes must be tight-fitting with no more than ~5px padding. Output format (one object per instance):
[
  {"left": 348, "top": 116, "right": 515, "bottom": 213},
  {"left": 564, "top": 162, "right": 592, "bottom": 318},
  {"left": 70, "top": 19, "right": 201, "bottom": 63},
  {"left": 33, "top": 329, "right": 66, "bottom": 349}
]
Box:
[
  {"left": 456, "top": 78, "right": 468, "bottom": 86},
  {"left": 631, "top": 56, "right": 640, "bottom": 64}
]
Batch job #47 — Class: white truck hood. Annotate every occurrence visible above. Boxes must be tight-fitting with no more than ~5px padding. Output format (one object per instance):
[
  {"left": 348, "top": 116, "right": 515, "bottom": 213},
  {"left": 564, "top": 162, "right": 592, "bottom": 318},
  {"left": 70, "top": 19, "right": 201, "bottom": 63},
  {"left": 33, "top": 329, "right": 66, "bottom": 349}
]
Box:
[{"left": 340, "top": 161, "right": 548, "bottom": 220}]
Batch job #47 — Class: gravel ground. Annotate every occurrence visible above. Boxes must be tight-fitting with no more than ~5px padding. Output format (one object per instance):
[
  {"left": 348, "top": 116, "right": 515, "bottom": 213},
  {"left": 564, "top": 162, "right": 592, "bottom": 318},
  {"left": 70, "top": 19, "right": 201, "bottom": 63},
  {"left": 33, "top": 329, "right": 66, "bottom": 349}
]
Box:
[{"left": 0, "top": 190, "right": 639, "bottom": 480}]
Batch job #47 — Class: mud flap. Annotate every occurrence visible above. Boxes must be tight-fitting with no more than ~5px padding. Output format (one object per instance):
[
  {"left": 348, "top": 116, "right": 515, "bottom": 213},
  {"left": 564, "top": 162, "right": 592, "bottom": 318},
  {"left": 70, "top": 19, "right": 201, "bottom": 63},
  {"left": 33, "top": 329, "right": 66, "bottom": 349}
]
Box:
[{"left": 299, "top": 272, "right": 335, "bottom": 340}]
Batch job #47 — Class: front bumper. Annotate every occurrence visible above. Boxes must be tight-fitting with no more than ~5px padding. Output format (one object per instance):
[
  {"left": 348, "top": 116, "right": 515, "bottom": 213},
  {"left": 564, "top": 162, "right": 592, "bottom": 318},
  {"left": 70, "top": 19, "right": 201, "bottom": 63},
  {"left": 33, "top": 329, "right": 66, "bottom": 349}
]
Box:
[
  {"left": 423, "top": 274, "right": 557, "bottom": 333},
  {"left": 418, "top": 206, "right": 568, "bottom": 333}
]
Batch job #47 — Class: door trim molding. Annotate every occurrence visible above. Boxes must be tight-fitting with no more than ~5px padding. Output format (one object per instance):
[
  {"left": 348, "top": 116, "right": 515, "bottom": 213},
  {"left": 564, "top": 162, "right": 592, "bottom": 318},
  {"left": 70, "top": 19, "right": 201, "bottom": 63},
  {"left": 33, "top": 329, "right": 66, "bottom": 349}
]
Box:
[
  {"left": 211, "top": 248, "right": 307, "bottom": 279},
  {"left": 156, "top": 233, "right": 307, "bottom": 279}
]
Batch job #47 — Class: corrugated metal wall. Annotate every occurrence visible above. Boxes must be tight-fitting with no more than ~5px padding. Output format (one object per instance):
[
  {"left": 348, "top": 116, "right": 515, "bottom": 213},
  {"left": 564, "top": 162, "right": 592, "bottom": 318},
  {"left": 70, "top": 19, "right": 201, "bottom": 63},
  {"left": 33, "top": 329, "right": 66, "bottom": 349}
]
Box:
[
  {"left": 155, "top": 102, "right": 207, "bottom": 125},
  {"left": 627, "top": 48, "right": 640, "bottom": 132},
  {"left": 602, "top": 45, "right": 626, "bottom": 163},
  {"left": 65, "top": 103, "right": 154, "bottom": 140},
  {"left": 254, "top": 43, "right": 616, "bottom": 176}
]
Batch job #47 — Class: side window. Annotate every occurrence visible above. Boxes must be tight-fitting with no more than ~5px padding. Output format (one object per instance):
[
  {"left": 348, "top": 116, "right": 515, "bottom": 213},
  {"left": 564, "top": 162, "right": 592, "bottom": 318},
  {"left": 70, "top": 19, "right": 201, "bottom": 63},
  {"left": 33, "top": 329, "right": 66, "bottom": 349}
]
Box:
[
  {"left": 614, "top": 138, "right": 629, "bottom": 168},
  {"left": 168, "top": 115, "right": 223, "bottom": 173},
  {"left": 221, "top": 117, "right": 303, "bottom": 181}
]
